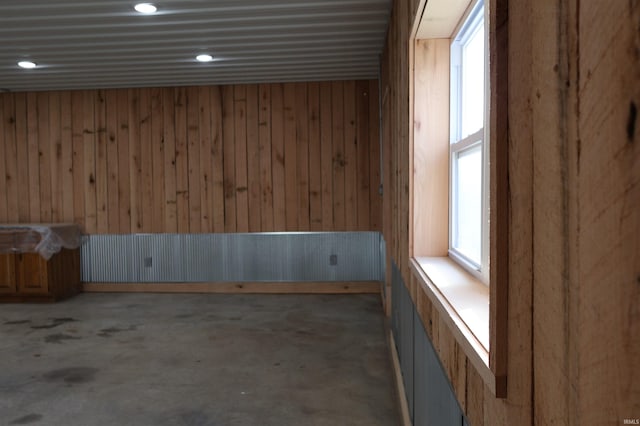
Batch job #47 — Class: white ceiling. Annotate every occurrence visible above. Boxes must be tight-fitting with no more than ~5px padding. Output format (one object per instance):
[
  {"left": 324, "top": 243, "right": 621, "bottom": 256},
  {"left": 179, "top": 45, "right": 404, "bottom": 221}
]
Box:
[{"left": 0, "top": 0, "right": 392, "bottom": 92}]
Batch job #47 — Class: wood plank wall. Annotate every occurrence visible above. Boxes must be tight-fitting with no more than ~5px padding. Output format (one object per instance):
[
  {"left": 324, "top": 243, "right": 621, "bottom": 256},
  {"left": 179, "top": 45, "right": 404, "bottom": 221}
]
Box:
[
  {"left": 0, "top": 80, "right": 381, "bottom": 234},
  {"left": 382, "top": 0, "right": 639, "bottom": 425}
]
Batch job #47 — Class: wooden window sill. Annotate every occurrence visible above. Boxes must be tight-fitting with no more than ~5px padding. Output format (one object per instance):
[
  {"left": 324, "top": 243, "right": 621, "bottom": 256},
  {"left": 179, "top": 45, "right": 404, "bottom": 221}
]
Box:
[{"left": 410, "top": 256, "right": 499, "bottom": 394}]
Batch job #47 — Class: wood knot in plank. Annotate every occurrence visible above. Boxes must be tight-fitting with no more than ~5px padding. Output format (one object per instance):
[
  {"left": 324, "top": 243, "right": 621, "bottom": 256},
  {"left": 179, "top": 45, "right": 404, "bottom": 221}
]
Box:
[{"left": 627, "top": 101, "right": 637, "bottom": 142}]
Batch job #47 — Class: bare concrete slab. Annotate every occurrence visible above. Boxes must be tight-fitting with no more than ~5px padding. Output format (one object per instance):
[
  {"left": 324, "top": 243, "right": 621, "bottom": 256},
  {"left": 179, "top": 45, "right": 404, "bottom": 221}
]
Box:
[{"left": 0, "top": 293, "right": 398, "bottom": 426}]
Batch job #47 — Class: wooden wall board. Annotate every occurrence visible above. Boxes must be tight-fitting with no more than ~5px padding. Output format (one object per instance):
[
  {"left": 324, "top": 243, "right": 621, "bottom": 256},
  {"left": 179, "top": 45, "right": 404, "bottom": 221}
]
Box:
[
  {"left": 222, "top": 85, "right": 237, "bottom": 233},
  {"left": 258, "top": 84, "right": 274, "bottom": 232},
  {"left": 174, "top": 87, "right": 190, "bottom": 233},
  {"left": 368, "top": 79, "right": 381, "bottom": 231},
  {"left": 70, "top": 92, "right": 84, "bottom": 226},
  {"left": 116, "top": 89, "right": 131, "bottom": 234},
  {"left": 48, "top": 91, "right": 62, "bottom": 223},
  {"left": 105, "top": 90, "right": 120, "bottom": 233},
  {"left": 14, "top": 93, "right": 30, "bottom": 222},
  {"left": 356, "top": 80, "right": 371, "bottom": 231},
  {"left": 150, "top": 88, "right": 165, "bottom": 233},
  {"left": 295, "top": 82, "right": 310, "bottom": 231},
  {"left": 382, "top": 0, "right": 638, "bottom": 424},
  {"left": 127, "top": 89, "right": 142, "bottom": 233},
  {"left": 3, "top": 95, "right": 18, "bottom": 222},
  {"left": 283, "top": 83, "right": 298, "bottom": 230},
  {"left": 307, "top": 82, "right": 322, "bottom": 231},
  {"left": 95, "top": 90, "right": 109, "bottom": 233},
  {"left": 27, "top": 92, "right": 41, "bottom": 222},
  {"left": 233, "top": 85, "right": 249, "bottom": 233},
  {"left": 210, "top": 86, "right": 225, "bottom": 233},
  {"left": 319, "top": 81, "right": 334, "bottom": 231},
  {"left": 81, "top": 91, "right": 95, "bottom": 232},
  {"left": 161, "top": 88, "right": 177, "bottom": 233},
  {"left": 331, "top": 81, "right": 346, "bottom": 230},
  {"left": 270, "top": 83, "right": 286, "bottom": 231},
  {"left": 60, "top": 92, "right": 74, "bottom": 224},
  {"left": 344, "top": 80, "right": 358, "bottom": 229},
  {"left": 187, "top": 86, "right": 202, "bottom": 233},
  {"left": 0, "top": 81, "right": 379, "bottom": 234},
  {"left": 575, "top": 0, "right": 640, "bottom": 422},
  {"left": 197, "top": 86, "right": 213, "bottom": 233},
  {"left": 246, "top": 84, "right": 262, "bottom": 233}
]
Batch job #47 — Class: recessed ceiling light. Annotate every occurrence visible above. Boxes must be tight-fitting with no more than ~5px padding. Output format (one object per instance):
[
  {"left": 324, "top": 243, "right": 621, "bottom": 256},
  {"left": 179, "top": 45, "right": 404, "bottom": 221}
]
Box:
[
  {"left": 196, "top": 54, "right": 214, "bottom": 62},
  {"left": 18, "top": 61, "right": 37, "bottom": 69},
  {"left": 134, "top": 3, "right": 157, "bottom": 14}
]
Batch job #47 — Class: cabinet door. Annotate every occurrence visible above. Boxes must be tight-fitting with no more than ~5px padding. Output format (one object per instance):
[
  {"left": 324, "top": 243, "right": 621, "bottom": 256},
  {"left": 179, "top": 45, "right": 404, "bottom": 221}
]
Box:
[
  {"left": 16, "top": 253, "right": 48, "bottom": 294},
  {"left": 0, "top": 254, "right": 17, "bottom": 294}
]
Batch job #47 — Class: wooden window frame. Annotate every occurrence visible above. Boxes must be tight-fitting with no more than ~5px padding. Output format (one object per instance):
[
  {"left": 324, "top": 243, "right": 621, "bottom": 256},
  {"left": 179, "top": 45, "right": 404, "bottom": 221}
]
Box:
[{"left": 409, "top": 0, "right": 508, "bottom": 398}]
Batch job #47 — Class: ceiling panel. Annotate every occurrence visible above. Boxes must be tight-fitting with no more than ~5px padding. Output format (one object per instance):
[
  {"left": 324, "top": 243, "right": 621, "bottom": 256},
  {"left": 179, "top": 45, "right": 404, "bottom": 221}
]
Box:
[{"left": 0, "top": 0, "right": 391, "bottom": 91}]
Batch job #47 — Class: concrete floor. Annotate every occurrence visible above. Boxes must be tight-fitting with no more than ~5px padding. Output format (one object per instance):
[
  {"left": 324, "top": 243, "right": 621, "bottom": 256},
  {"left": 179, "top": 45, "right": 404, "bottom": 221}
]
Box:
[{"left": 0, "top": 293, "right": 398, "bottom": 426}]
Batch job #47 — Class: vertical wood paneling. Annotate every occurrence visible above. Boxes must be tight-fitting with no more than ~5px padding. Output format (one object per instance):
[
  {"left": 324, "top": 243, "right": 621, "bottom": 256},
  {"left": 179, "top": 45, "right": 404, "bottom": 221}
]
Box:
[
  {"left": 197, "top": 87, "right": 212, "bottom": 233},
  {"left": 209, "top": 86, "right": 225, "bottom": 233},
  {"left": 283, "top": 83, "right": 298, "bottom": 230},
  {"left": 71, "top": 91, "right": 84, "bottom": 227},
  {"left": 0, "top": 96, "right": 8, "bottom": 222},
  {"left": 270, "top": 83, "right": 286, "bottom": 230},
  {"left": 14, "top": 93, "right": 30, "bottom": 222},
  {"left": 161, "top": 88, "right": 176, "bottom": 233},
  {"left": 356, "top": 80, "right": 371, "bottom": 231},
  {"left": 258, "top": 84, "right": 274, "bottom": 231},
  {"left": 48, "top": 92, "right": 62, "bottom": 223},
  {"left": 368, "top": 79, "right": 381, "bottom": 231},
  {"left": 307, "top": 82, "right": 322, "bottom": 231},
  {"left": 320, "top": 82, "right": 334, "bottom": 230},
  {"left": 186, "top": 86, "right": 201, "bottom": 233},
  {"left": 380, "top": 0, "right": 639, "bottom": 423},
  {"left": 26, "top": 92, "right": 41, "bottom": 222},
  {"left": 343, "top": 80, "right": 358, "bottom": 229},
  {"left": 0, "top": 80, "right": 379, "bottom": 234},
  {"left": 94, "top": 90, "right": 108, "bottom": 233},
  {"left": 139, "top": 89, "right": 153, "bottom": 233},
  {"left": 246, "top": 84, "right": 261, "bottom": 232},
  {"left": 295, "top": 83, "right": 310, "bottom": 230},
  {"left": 3, "top": 95, "right": 19, "bottom": 222},
  {"left": 222, "top": 85, "right": 236, "bottom": 232},
  {"left": 116, "top": 89, "right": 130, "bottom": 234},
  {"left": 127, "top": 89, "right": 142, "bottom": 232},
  {"left": 174, "top": 87, "right": 189, "bottom": 233},
  {"left": 60, "top": 92, "right": 74, "bottom": 223},
  {"left": 105, "top": 91, "right": 119, "bottom": 232},
  {"left": 234, "top": 85, "right": 249, "bottom": 233},
  {"left": 331, "top": 81, "right": 346, "bottom": 230},
  {"left": 150, "top": 88, "right": 164, "bottom": 233}
]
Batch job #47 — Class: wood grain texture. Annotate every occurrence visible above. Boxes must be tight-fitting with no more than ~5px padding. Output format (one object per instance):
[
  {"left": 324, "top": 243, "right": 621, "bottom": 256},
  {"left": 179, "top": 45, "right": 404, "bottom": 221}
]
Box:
[
  {"left": 412, "top": 38, "right": 450, "bottom": 258},
  {"left": 0, "top": 81, "right": 380, "bottom": 233},
  {"left": 574, "top": 0, "right": 640, "bottom": 423},
  {"left": 383, "top": 0, "right": 638, "bottom": 424}
]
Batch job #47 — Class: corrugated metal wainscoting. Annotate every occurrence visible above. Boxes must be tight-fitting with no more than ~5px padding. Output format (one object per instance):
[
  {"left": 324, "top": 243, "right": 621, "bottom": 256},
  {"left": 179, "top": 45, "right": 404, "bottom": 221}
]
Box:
[
  {"left": 81, "top": 232, "right": 385, "bottom": 283},
  {"left": 391, "top": 261, "right": 470, "bottom": 426}
]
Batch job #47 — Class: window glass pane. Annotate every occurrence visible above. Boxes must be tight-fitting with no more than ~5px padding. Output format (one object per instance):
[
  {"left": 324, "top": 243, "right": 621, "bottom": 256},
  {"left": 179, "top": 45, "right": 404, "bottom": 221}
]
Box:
[
  {"left": 461, "top": 21, "right": 484, "bottom": 138},
  {"left": 453, "top": 143, "right": 482, "bottom": 265}
]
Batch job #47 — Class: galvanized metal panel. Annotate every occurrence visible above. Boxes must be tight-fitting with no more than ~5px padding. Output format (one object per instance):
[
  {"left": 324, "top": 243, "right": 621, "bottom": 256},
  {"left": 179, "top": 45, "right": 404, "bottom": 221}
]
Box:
[
  {"left": 390, "top": 261, "right": 415, "bottom": 422},
  {"left": 0, "top": 0, "right": 391, "bottom": 91},
  {"left": 81, "top": 232, "right": 383, "bottom": 283},
  {"left": 391, "top": 260, "right": 401, "bottom": 341},
  {"left": 391, "top": 260, "right": 466, "bottom": 426},
  {"left": 400, "top": 273, "right": 415, "bottom": 422},
  {"left": 414, "top": 307, "right": 464, "bottom": 426}
]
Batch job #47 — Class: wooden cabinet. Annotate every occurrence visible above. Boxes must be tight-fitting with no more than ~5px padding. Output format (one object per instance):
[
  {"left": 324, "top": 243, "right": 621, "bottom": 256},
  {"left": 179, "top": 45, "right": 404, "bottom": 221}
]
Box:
[{"left": 0, "top": 248, "right": 80, "bottom": 303}]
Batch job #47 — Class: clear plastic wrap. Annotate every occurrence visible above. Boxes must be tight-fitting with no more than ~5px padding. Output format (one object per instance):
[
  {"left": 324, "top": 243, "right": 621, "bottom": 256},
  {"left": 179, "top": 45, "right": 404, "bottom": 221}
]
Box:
[{"left": 0, "top": 224, "right": 84, "bottom": 260}]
